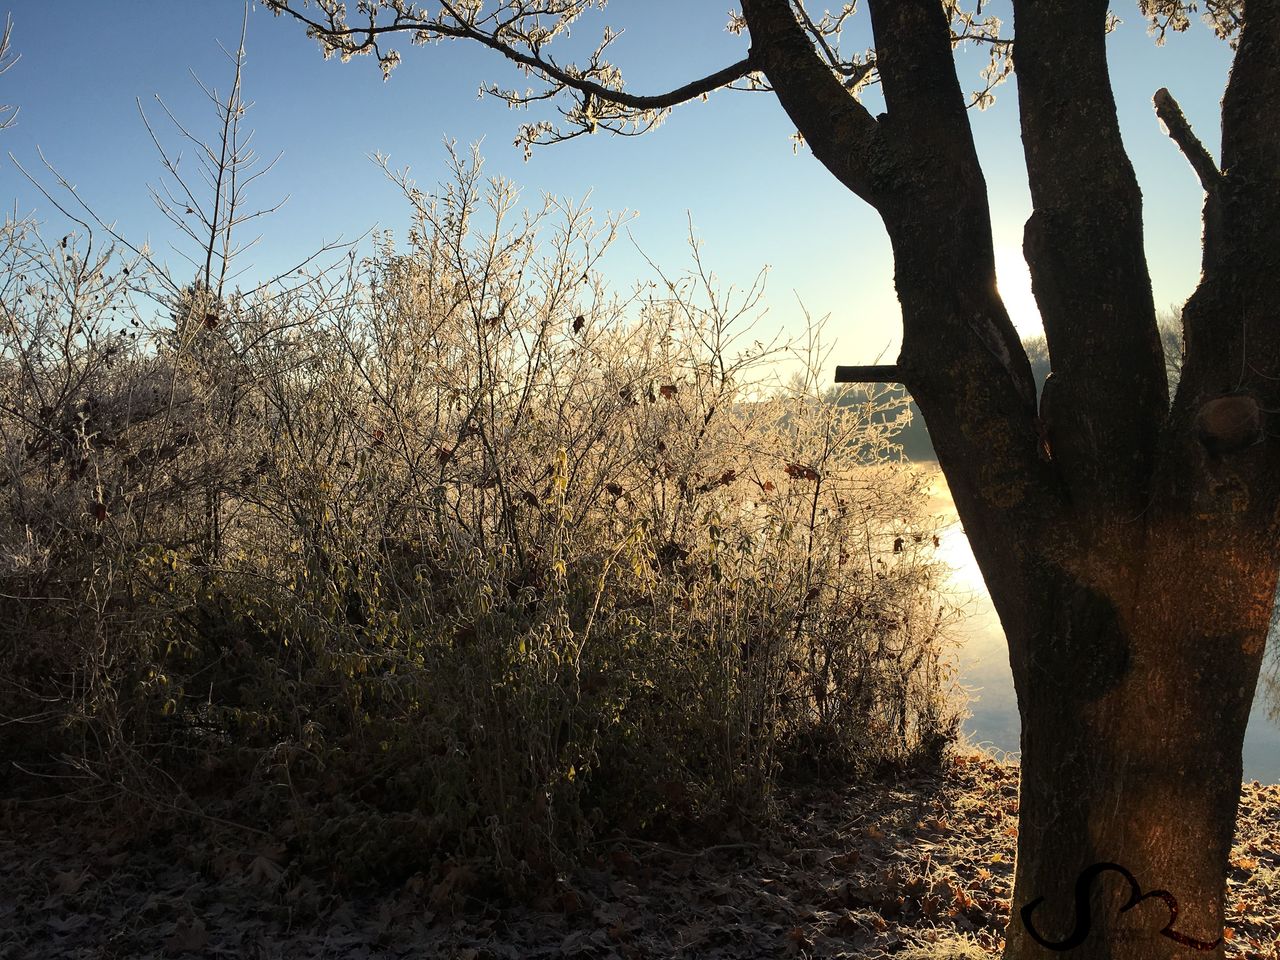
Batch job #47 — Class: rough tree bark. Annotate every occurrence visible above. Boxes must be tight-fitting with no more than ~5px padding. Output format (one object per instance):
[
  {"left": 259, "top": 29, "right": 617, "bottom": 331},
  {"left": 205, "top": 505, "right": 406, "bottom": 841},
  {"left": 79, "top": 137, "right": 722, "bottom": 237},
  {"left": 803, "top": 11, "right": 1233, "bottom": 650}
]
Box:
[
  {"left": 745, "top": 1, "right": 1280, "bottom": 958},
  {"left": 268, "top": 0, "right": 1280, "bottom": 956}
]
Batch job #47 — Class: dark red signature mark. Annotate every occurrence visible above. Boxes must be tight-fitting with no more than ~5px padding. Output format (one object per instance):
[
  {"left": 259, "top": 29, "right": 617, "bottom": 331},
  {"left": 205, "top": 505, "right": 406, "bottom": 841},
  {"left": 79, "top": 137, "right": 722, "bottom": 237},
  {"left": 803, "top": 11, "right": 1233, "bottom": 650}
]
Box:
[{"left": 1020, "top": 861, "right": 1224, "bottom": 951}]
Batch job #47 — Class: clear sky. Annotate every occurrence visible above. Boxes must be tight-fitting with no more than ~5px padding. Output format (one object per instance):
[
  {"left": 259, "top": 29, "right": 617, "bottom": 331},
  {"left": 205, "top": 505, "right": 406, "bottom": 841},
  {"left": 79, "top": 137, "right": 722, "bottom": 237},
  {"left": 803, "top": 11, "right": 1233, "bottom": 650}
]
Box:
[{"left": 1, "top": 1, "right": 1236, "bottom": 370}]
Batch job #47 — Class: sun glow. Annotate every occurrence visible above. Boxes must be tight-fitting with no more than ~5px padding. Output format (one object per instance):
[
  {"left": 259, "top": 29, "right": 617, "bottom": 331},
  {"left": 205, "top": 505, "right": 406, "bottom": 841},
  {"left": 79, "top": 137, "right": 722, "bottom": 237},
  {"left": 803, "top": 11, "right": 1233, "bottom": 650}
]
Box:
[
  {"left": 923, "top": 471, "right": 988, "bottom": 598},
  {"left": 995, "top": 245, "right": 1044, "bottom": 340}
]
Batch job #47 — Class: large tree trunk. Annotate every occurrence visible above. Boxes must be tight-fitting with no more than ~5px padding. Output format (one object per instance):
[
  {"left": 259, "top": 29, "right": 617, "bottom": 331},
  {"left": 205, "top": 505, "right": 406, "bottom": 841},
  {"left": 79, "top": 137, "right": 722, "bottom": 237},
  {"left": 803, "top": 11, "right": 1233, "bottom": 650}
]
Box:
[
  {"left": 895, "top": 252, "right": 1276, "bottom": 958},
  {"left": 989, "top": 526, "right": 1274, "bottom": 960},
  {"left": 741, "top": 1, "right": 1280, "bottom": 957},
  {"left": 987, "top": 5, "right": 1280, "bottom": 957}
]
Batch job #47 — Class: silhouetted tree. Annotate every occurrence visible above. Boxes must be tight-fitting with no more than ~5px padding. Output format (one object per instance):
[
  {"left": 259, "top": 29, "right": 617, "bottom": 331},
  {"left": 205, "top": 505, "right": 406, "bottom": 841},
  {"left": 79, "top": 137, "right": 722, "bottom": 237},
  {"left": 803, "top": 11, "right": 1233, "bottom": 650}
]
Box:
[{"left": 266, "top": 2, "right": 1278, "bottom": 957}]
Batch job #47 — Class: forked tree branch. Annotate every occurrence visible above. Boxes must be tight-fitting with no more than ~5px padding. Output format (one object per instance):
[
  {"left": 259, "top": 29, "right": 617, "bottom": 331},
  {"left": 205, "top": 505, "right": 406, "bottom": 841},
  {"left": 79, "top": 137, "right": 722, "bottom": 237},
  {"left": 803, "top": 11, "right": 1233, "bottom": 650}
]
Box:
[{"left": 1154, "top": 87, "right": 1222, "bottom": 194}]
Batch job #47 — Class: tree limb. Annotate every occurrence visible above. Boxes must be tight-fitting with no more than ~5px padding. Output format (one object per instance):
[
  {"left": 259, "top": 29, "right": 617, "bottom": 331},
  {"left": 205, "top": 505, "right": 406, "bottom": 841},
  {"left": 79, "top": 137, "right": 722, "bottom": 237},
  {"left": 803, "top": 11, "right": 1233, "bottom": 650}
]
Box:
[
  {"left": 479, "top": 52, "right": 757, "bottom": 114},
  {"left": 263, "top": 2, "right": 754, "bottom": 119},
  {"left": 866, "top": 0, "right": 973, "bottom": 135},
  {"left": 1176, "top": 0, "right": 1280, "bottom": 411},
  {"left": 1154, "top": 87, "right": 1222, "bottom": 194},
  {"left": 739, "top": 0, "right": 881, "bottom": 202},
  {"left": 861, "top": 0, "right": 1036, "bottom": 418},
  {"left": 1011, "top": 0, "right": 1169, "bottom": 522},
  {"left": 823, "top": 0, "right": 1056, "bottom": 572},
  {"left": 1221, "top": 1, "right": 1280, "bottom": 189}
]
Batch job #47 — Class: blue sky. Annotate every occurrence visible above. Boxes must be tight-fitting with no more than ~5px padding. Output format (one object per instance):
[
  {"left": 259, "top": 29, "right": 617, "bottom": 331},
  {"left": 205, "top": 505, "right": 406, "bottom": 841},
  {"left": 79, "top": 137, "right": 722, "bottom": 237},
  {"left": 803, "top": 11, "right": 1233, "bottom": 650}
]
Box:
[{"left": 2, "top": 1, "right": 1235, "bottom": 368}]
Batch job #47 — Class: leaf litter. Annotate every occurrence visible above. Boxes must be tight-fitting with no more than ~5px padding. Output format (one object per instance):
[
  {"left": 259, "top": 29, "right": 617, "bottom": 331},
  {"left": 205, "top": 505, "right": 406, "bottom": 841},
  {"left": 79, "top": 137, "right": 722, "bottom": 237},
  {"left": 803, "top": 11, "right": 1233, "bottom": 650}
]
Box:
[{"left": 1, "top": 750, "right": 1276, "bottom": 959}]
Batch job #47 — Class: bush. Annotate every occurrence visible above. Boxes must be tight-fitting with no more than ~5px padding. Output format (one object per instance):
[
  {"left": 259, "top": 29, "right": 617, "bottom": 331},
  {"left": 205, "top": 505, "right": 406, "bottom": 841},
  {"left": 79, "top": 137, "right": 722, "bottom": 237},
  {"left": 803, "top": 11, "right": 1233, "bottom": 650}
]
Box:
[{"left": 0, "top": 146, "right": 961, "bottom": 890}]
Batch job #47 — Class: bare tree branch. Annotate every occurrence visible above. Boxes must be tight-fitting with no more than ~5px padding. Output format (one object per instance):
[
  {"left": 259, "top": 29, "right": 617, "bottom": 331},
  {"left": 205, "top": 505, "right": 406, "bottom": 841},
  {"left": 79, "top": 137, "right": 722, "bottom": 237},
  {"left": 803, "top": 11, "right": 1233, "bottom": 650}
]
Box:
[
  {"left": 1139, "top": 0, "right": 1245, "bottom": 46},
  {"left": 0, "top": 15, "right": 19, "bottom": 130},
  {"left": 262, "top": 1, "right": 755, "bottom": 153}
]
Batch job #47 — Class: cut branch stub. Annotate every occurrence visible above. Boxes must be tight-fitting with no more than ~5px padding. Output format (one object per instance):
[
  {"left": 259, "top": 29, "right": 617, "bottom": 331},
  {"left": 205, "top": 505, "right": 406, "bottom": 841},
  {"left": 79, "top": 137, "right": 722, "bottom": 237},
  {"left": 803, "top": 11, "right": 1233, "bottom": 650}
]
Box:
[
  {"left": 1154, "top": 87, "right": 1223, "bottom": 194},
  {"left": 834, "top": 364, "right": 902, "bottom": 384}
]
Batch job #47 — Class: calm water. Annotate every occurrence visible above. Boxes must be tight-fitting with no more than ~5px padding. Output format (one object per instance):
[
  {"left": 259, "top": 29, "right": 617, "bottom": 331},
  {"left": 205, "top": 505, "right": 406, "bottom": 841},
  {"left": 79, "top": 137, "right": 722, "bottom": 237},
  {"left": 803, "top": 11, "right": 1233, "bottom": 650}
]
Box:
[{"left": 926, "top": 472, "right": 1280, "bottom": 785}]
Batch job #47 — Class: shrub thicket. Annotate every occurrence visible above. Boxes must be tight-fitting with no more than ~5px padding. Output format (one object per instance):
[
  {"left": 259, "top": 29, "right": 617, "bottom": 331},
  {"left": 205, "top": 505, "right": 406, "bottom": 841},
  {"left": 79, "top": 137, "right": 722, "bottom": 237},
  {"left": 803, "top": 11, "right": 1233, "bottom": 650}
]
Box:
[{"left": 0, "top": 144, "right": 960, "bottom": 890}]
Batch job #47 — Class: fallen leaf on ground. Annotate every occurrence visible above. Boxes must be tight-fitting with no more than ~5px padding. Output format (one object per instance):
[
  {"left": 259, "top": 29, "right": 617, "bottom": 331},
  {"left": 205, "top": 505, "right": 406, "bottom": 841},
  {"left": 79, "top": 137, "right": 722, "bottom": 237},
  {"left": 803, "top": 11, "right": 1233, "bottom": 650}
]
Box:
[{"left": 164, "top": 915, "right": 209, "bottom": 955}]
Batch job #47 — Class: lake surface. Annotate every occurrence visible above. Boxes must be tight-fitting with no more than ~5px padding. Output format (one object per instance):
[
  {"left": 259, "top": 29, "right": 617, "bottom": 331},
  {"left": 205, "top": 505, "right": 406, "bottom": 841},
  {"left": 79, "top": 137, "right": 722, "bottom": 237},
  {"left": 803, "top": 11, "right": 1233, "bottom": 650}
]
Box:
[{"left": 924, "top": 470, "right": 1280, "bottom": 784}]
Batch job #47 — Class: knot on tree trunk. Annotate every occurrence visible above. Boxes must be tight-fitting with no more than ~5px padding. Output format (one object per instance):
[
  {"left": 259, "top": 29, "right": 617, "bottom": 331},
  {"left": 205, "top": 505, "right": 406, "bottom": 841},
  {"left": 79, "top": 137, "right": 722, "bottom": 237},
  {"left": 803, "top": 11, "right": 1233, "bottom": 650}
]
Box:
[{"left": 1194, "top": 393, "right": 1263, "bottom": 456}]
